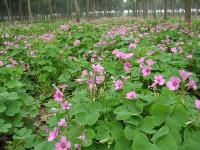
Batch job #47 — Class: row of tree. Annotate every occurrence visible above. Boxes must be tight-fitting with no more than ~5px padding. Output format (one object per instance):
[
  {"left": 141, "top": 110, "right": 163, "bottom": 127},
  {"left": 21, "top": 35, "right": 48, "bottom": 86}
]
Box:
[{"left": 0, "top": 0, "right": 199, "bottom": 23}]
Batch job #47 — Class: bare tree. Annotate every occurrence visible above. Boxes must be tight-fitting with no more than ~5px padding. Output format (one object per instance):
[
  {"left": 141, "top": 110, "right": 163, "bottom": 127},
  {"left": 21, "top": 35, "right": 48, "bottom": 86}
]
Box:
[
  {"left": 164, "top": 0, "right": 167, "bottom": 20},
  {"left": 27, "top": 0, "right": 33, "bottom": 23},
  {"left": 86, "top": 0, "right": 90, "bottom": 20},
  {"left": 184, "top": 0, "right": 191, "bottom": 24},
  {"left": 74, "top": 0, "right": 80, "bottom": 22},
  {"left": 48, "top": 0, "right": 53, "bottom": 21},
  {"left": 4, "top": 0, "right": 11, "bottom": 21}
]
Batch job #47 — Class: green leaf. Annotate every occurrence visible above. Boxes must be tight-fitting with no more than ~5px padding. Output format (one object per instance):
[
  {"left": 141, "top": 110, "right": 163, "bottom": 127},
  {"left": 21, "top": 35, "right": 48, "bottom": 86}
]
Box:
[
  {"left": 124, "top": 126, "right": 136, "bottom": 140},
  {"left": 6, "top": 80, "right": 22, "bottom": 88},
  {"left": 170, "top": 104, "right": 189, "bottom": 126},
  {"left": 88, "top": 101, "right": 102, "bottom": 112},
  {"left": 95, "top": 124, "right": 110, "bottom": 141},
  {"left": 75, "top": 111, "right": 100, "bottom": 125},
  {"left": 6, "top": 101, "right": 21, "bottom": 116},
  {"left": 0, "top": 119, "right": 12, "bottom": 133},
  {"left": 139, "top": 116, "right": 157, "bottom": 134},
  {"left": 0, "top": 100, "right": 6, "bottom": 112},
  {"left": 155, "top": 134, "right": 177, "bottom": 150},
  {"left": 131, "top": 129, "right": 157, "bottom": 150},
  {"left": 58, "top": 71, "right": 71, "bottom": 83},
  {"left": 151, "top": 126, "right": 169, "bottom": 143},
  {"left": 7, "top": 92, "right": 19, "bottom": 100},
  {"left": 114, "top": 136, "right": 132, "bottom": 150},
  {"left": 113, "top": 106, "right": 132, "bottom": 120},
  {"left": 86, "top": 128, "right": 95, "bottom": 139},
  {"left": 13, "top": 128, "right": 33, "bottom": 140},
  {"left": 150, "top": 103, "right": 170, "bottom": 124},
  {"left": 34, "top": 141, "right": 54, "bottom": 150}
]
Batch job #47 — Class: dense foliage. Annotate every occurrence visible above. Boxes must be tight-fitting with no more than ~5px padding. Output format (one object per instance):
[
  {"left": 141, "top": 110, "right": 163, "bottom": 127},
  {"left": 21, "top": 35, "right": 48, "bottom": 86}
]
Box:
[{"left": 0, "top": 18, "right": 200, "bottom": 150}]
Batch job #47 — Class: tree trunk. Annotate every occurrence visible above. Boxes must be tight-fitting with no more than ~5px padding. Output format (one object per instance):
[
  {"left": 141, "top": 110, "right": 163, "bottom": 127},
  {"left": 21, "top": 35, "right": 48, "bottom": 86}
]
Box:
[
  {"left": 92, "top": 0, "right": 96, "bottom": 18},
  {"left": 4, "top": 0, "right": 11, "bottom": 21},
  {"left": 184, "top": 0, "right": 191, "bottom": 24},
  {"left": 27, "top": 0, "right": 33, "bottom": 23},
  {"left": 142, "top": 0, "right": 147, "bottom": 19},
  {"left": 85, "top": 0, "right": 90, "bottom": 20},
  {"left": 74, "top": 0, "right": 80, "bottom": 23},
  {"left": 164, "top": 0, "right": 167, "bottom": 20},
  {"left": 48, "top": 0, "right": 53, "bottom": 21}
]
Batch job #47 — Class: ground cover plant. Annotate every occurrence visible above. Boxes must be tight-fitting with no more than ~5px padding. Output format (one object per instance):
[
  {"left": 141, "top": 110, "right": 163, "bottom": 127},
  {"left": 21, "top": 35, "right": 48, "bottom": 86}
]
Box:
[{"left": 0, "top": 18, "right": 200, "bottom": 150}]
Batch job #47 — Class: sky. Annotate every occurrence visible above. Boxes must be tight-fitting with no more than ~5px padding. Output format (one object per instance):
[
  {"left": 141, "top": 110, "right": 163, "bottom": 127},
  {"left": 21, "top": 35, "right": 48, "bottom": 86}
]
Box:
[{"left": 123, "top": 0, "right": 127, "bottom": 2}]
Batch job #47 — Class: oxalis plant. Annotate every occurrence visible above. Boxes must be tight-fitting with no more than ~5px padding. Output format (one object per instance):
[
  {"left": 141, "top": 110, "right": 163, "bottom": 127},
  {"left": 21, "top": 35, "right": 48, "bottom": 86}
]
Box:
[
  {"left": 0, "top": 18, "right": 200, "bottom": 150},
  {"left": 44, "top": 21, "right": 200, "bottom": 150}
]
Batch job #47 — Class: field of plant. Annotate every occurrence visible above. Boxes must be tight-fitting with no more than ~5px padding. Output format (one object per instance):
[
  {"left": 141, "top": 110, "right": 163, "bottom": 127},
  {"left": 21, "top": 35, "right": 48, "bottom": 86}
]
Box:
[{"left": 0, "top": 18, "right": 200, "bottom": 150}]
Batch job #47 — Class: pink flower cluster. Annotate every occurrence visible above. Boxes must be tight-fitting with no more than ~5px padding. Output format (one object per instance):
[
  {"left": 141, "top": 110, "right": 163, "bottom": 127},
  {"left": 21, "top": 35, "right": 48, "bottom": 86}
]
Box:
[
  {"left": 137, "top": 57, "right": 155, "bottom": 77},
  {"left": 112, "top": 50, "right": 134, "bottom": 60},
  {"left": 41, "top": 33, "right": 54, "bottom": 41},
  {"left": 179, "top": 70, "right": 197, "bottom": 90},
  {"left": 166, "top": 70, "right": 197, "bottom": 91},
  {"left": 59, "top": 24, "right": 70, "bottom": 31},
  {"left": 53, "top": 85, "right": 72, "bottom": 110}
]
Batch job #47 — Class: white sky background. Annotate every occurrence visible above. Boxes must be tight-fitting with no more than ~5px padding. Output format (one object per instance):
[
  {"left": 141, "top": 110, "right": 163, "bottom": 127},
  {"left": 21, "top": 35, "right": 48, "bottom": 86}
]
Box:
[{"left": 123, "top": 0, "right": 127, "bottom": 2}]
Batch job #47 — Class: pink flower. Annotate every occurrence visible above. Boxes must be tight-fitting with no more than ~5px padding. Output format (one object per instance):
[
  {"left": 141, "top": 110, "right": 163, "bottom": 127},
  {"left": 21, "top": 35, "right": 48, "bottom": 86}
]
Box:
[
  {"left": 114, "top": 80, "right": 123, "bottom": 90},
  {"left": 96, "top": 76, "right": 105, "bottom": 84},
  {"left": 124, "top": 62, "right": 131, "bottom": 73},
  {"left": 149, "top": 82, "right": 157, "bottom": 89},
  {"left": 92, "top": 64, "right": 104, "bottom": 74},
  {"left": 61, "top": 101, "right": 72, "bottom": 110},
  {"left": 108, "top": 31, "right": 116, "bottom": 37},
  {"left": 154, "top": 75, "right": 165, "bottom": 85},
  {"left": 112, "top": 50, "right": 123, "bottom": 58},
  {"left": 129, "top": 43, "right": 137, "bottom": 49},
  {"left": 118, "top": 27, "right": 127, "bottom": 35},
  {"left": 171, "top": 47, "right": 177, "bottom": 53},
  {"left": 179, "top": 70, "right": 191, "bottom": 80},
  {"left": 141, "top": 66, "right": 151, "bottom": 76},
  {"left": 87, "top": 74, "right": 95, "bottom": 90},
  {"left": 126, "top": 91, "right": 137, "bottom": 100},
  {"left": 186, "top": 54, "right": 193, "bottom": 59},
  {"left": 137, "top": 57, "right": 145, "bottom": 64},
  {"left": 48, "top": 128, "right": 59, "bottom": 141},
  {"left": 146, "top": 59, "right": 155, "bottom": 66},
  {"left": 124, "top": 53, "right": 134, "bottom": 59},
  {"left": 54, "top": 90, "right": 64, "bottom": 102},
  {"left": 134, "top": 38, "right": 139, "bottom": 43},
  {"left": 0, "top": 61, "right": 3, "bottom": 66},
  {"left": 74, "top": 40, "right": 80, "bottom": 46},
  {"left": 188, "top": 79, "right": 197, "bottom": 90},
  {"left": 146, "top": 50, "right": 154, "bottom": 56},
  {"left": 167, "top": 77, "right": 181, "bottom": 91},
  {"left": 112, "top": 50, "right": 134, "bottom": 59},
  {"left": 195, "top": 100, "right": 200, "bottom": 109},
  {"left": 55, "top": 136, "right": 71, "bottom": 150},
  {"left": 81, "top": 69, "right": 88, "bottom": 78},
  {"left": 58, "top": 118, "right": 67, "bottom": 127}
]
